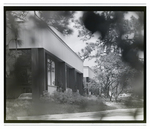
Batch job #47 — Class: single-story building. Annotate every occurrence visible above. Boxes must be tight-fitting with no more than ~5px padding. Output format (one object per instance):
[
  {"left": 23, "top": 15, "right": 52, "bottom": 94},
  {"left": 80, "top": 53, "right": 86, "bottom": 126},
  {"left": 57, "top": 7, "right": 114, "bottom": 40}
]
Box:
[
  {"left": 6, "top": 19, "right": 84, "bottom": 99},
  {"left": 83, "top": 66, "right": 95, "bottom": 83},
  {"left": 83, "top": 66, "right": 97, "bottom": 95}
]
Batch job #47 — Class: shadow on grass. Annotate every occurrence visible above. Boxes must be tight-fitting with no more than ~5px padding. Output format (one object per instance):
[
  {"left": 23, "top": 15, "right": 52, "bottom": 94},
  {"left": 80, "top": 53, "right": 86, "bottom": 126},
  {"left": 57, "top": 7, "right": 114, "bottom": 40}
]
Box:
[{"left": 6, "top": 98, "right": 115, "bottom": 120}]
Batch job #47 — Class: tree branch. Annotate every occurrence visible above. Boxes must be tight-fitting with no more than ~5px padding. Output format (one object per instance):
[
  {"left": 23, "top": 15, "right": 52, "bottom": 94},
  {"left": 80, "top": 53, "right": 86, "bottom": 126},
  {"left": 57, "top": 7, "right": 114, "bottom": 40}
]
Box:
[{"left": 6, "top": 39, "right": 15, "bottom": 46}]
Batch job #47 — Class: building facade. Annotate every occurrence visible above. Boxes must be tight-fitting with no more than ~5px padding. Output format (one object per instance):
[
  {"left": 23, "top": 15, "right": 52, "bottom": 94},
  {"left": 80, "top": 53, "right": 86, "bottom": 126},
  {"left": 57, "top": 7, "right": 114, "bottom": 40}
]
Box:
[
  {"left": 83, "top": 66, "right": 95, "bottom": 82},
  {"left": 83, "top": 66, "right": 96, "bottom": 95},
  {"left": 7, "top": 21, "right": 84, "bottom": 98}
]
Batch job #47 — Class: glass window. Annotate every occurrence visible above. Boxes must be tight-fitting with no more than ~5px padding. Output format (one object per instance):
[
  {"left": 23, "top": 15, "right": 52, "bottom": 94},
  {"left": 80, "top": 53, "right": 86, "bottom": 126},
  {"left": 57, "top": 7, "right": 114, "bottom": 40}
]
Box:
[{"left": 47, "top": 58, "right": 55, "bottom": 86}]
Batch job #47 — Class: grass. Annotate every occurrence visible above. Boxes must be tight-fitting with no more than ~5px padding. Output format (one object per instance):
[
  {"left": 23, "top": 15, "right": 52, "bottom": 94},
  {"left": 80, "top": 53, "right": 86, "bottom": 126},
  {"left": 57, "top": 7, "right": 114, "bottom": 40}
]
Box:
[
  {"left": 6, "top": 94, "right": 143, "bottom": 120},
  {"left": 6, "top": 97, "right": 115, "bottom": 120}
]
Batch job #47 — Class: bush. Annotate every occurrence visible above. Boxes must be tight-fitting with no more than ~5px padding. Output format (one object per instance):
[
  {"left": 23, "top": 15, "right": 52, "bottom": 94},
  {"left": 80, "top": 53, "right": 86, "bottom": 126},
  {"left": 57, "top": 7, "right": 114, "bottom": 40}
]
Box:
[
  {"left": 51, "top": 89, "right": 104, "bottom": 108},
  {"left": 40, "top": 92, "right": 55, "bottom": 102},
  {"left": 6, "top": 99, "right": 31, "bottom": 120},
  {"left": 51, "top": 89, "right": 90, "bottom": 109},
  {"left": 52, "top": 89, "right": 82, "bottom": 104}
]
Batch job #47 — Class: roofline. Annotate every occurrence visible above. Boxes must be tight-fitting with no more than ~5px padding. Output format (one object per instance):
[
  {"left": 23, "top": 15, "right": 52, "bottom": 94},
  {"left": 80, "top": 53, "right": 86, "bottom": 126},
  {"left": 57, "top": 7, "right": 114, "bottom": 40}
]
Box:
[
  {"left": 18, "top": 20, "right": 83, "bottom": 62},
  {"left": 47, "top": 26, "right": 83, "bottom": 62},
  {"left": 84, "top": 66, "right": 94, "bottom": 72}
]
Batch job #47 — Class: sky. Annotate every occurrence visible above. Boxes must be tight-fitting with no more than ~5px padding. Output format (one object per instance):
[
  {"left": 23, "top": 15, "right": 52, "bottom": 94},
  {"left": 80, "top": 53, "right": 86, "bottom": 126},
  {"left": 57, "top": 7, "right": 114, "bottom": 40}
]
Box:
[
  {"left": 52, "top": 11, "right": 141, "bottom": 68},
  {"left": 52, "top": 11, "right": 100, "bottom": 67},
  {"left": 54, "top": 26, "right": 98, "bottom": 67}
]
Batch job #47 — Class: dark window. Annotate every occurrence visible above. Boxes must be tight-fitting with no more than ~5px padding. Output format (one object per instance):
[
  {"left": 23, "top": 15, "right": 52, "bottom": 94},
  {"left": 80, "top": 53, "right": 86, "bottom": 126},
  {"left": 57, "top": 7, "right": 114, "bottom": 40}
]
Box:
[{"left": 86, "top": 77, "right": 89, "bottom": 82}]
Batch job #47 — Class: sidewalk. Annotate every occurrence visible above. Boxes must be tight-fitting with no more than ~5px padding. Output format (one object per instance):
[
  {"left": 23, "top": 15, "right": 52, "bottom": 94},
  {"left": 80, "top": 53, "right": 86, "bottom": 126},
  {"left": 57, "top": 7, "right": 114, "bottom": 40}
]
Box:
[{"left": 17, "top": 108, "right": 143, "bottom": 120}]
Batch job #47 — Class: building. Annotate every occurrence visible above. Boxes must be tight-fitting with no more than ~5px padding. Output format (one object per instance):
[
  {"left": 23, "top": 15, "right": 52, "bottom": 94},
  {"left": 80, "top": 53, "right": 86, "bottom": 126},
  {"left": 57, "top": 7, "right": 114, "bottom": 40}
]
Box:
[
  {"left": 6, "top": 20, "right": 84, "bottom": 98},
  {"left": 83, "top": 66, "right": 96, "bottom": 95},
  {"left": 83, "top": 66, "right": 95, "bottom": 82}
]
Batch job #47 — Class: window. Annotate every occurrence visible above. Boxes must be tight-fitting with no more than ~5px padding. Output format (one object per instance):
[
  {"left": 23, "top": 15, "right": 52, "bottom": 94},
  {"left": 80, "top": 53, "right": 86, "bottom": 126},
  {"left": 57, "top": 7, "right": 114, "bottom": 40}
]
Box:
[{"left": 47, "top": 58, "right": 55, "bottom": 86}]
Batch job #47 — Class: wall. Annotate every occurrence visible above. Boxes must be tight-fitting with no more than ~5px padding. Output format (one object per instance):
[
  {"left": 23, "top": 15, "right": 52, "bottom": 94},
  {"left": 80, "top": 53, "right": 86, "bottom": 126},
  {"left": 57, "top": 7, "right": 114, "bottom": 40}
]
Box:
[
  {"left": 8, "top": 24, "right": 83, "bottom": 73},
  {"left": 83, "top": 66, "right": 95, "bottom": 79},
  {"left": 42, "top": 29, "right": 83, "bottom": 73},
  {"left": 83, "top": 67, "right": 89, "bottom": 77}
]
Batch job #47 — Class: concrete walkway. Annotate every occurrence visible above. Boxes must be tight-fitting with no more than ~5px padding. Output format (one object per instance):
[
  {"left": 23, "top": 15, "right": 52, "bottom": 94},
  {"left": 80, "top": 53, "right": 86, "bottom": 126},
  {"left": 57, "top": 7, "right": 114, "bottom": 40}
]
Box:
[{"left": 17, "top": 108, "right": 143, "bottom": 121}]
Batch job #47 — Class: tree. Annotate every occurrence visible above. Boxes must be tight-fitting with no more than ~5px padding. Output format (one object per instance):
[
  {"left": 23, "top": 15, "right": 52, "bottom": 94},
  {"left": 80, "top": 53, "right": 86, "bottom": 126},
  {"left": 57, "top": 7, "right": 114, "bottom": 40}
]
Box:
[
  {"left": 77, "top": 11, "right": 144, "bottom": 70},
  {"left": 84, "top": 78, "right": 99, "bottom": 96},
  {"left": 77, "top": 11, "right": 144, "bottom": 100},
  {"left": 93, "top": 51, "right": 135, "bottom": 101}
]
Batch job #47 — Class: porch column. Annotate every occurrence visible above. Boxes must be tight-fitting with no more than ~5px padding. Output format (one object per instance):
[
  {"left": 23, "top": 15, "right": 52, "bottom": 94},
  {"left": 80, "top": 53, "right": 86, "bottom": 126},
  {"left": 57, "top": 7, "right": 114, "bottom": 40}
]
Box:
[
  {"left": 78, "top": 73, "right": 84, "bottom": 95},
  {"left": 31, "top": 48, "right": 46, "bottom": 100},
  {"left": 76, "top": 72, "right": 80, "bottom": 92},
  {"left": 55, "top": 61, "right": 59, "bottom": 87},
  {"left": 60, "top": 62, "right": 67, "bottom": 92},
  {"left": 66, "top": 67, "right": 70, "bottom": 89},
  {"left": 69, "top": 68, "right": 77, "bottom": 92}
]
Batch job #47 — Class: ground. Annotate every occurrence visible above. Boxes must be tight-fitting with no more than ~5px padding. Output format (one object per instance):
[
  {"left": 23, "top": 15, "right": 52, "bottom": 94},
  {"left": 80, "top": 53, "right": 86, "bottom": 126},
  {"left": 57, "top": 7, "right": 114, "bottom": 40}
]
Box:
[{"left": 5, "top": 95, "right": 143, "bottom": 120}]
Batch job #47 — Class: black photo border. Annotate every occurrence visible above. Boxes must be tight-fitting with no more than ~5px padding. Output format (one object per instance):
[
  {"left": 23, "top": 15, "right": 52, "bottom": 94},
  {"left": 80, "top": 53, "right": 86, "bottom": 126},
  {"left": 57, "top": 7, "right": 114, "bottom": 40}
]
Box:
[{"left": 4, "top": 6, "right": 146, "bottom": 124}]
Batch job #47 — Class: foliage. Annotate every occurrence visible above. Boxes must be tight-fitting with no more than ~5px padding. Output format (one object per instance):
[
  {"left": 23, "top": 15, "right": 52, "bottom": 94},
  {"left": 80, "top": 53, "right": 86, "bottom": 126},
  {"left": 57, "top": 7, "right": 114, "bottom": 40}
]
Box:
[
  {"left": 6, "top": 47, "right": 17, "bottom": 77},
  {"left": 123, "top": 96, "right": 143, "bottom": 108},
  {"left": 77, "top": 11, "right": 144, "bottom": 101},
  {"left": 6, "top": 96, "right": 110, "bottom": 120},
  {"left": 6, "top": 99, "right": 31, "bottom": 120},
  {"left": 78, "top": 11, "right": 144, "bottom": 70},
  {"left": 52, "top": 90, "right": 88, "bottom": 107},
  {"left": 93, "top": 52, "right": 136, "bottom": 101},
  {"left": 6, "top": 11, "right": 75, "bottom": 37},
  {"left": 51, "top": 89, "right": 104, "bottom": 108},
  {"left": 85, "top": 79, "right": 100, "bottom": 96},
  {"left": 6, "top": 11, "right": 75, "bottom": 77},
  {"left": 6, "top": 10, "right": 144, "bottom": 102},
  {"left": 32, "top": 11, "right": 75, "bottom": 35}
]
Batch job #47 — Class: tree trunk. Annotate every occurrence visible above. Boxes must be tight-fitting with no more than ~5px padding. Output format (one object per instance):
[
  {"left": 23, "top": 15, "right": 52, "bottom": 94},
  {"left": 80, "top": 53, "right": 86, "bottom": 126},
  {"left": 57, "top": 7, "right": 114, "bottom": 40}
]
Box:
[
  {"left": 115, "top": 95, "right": 118, "bottom": 102},
  {"left": 107, "top": 86, "right": 109, "bottom": 98},
  {"left": 110, "top": 95, "right": 112, "bottom": 101},
  {"left": 115, "top": 84, "right": 118, "bottom": 102}
]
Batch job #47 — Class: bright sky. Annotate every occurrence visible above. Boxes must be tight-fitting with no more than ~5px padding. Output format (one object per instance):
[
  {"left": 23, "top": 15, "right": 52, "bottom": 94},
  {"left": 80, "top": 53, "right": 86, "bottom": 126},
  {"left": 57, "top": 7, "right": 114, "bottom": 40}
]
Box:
[
  {"left": 54, "top": 25, "right": 98, "bottom": 67},
  {"left": 53, "top": 11, "right": 140, "bottom": 68}
]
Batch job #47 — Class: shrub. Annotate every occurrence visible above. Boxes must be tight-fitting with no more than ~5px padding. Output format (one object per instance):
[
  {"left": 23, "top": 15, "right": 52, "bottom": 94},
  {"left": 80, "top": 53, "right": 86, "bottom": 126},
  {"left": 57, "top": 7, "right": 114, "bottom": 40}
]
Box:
[
  {"left": 51, "top": 89, "right": 88, "bottom": 107},
  {"left": 40, "top": 92, "right": 54, "bottom": 102},
  {"left": 6, "top": 99, "right": 32, "bottom": 120},
  {"left": 52, "top": 89, "right": 79, "bottom": 104},
  {"left": 51, "top": 89, "right": 104, "bottom": 108}
]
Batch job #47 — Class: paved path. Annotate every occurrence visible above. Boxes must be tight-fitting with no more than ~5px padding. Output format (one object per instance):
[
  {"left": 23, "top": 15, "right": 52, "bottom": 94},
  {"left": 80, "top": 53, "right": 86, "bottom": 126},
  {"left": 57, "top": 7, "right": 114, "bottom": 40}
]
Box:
[
  {"left": 17, "top": 108, "right": 143, "bottom": 121},
  {"left": 104, "top": 101, "right": 126, "bottom": 109}
]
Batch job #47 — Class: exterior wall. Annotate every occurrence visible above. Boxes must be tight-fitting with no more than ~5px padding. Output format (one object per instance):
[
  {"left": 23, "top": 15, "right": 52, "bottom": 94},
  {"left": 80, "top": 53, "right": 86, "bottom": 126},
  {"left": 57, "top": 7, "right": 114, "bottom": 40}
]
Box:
[
  {"left": 7, "top": 21, "right": 84, "bottom": 97},
  {"left": 83, "top": 66, "right": 95, "bottom": 95},
  {"left": 83, "top": 66, "right": 95, "bottom": 79},
  {"left": 83, "top": 67, "right": 89, "bottom": 77},
  {"left": 89, "top": 68, "right": 95, "bottom": 79},
  {"left": 8, "top": 25, "right": 83, "bottom": 73},
  {"left": 42, "top": 29, "right": 83, "bottom": 73}
]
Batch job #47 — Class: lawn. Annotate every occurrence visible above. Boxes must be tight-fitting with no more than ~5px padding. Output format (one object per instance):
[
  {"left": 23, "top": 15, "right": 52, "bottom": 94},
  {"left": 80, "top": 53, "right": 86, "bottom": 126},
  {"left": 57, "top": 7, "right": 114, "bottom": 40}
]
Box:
[
  {"left": 6, "top": 97, "right": 115, "bottom": 120},
  {"left": 5, "top": 92, "right": 143, "bottom": 120}
]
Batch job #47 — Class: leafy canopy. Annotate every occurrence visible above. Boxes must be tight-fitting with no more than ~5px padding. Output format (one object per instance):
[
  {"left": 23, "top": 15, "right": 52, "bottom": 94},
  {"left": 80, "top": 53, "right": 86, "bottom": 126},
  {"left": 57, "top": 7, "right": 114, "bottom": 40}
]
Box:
[{"left": 78, "top": 11, "right": 144, "bottom": 70}]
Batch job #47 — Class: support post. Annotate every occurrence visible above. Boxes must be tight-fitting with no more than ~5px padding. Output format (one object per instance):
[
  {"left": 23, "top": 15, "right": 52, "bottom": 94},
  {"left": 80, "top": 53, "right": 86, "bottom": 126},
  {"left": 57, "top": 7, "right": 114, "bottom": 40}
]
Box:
[
  {"left": 60, "top": 62, "right": 66, "bottom": 92},
  {"left": 31, "top": 48, "right": 46, "bottom": 100},
  {"left": 78, "top": 73, "right": 84, "bottom": 95},
  {"left": 70, "top": 68, "right": 77, "bottom": 92},
  {"left": 55, "top": 61, "right": 59, "bottom": 87}
]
